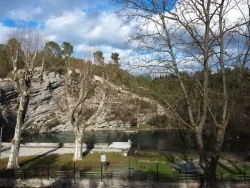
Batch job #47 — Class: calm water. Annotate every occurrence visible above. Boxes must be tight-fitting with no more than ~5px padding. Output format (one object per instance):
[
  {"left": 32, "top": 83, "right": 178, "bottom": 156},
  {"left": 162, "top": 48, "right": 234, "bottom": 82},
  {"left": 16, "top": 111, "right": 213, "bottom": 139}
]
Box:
[
  {"left": 21, "top": 130, "right": 190, "bottom": 150},
  {"left": 21, "top": 130, "right": 133, "bottom": 144},
  {"left": 20, "top": 130, "right": 250, "bottom": 153}
]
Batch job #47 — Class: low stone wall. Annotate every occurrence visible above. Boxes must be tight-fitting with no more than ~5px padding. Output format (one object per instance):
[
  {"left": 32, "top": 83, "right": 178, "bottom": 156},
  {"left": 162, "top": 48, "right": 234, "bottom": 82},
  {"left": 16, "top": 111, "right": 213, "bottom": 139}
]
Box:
[
  {"left": 0, "top": 178, "right": 199, "bottom": 188},
  {"left": 1, "top": 142, "right": 11, "bottom": 147},
  {"left": 0, "top": 178, "right": 249, "bottom": 188}
]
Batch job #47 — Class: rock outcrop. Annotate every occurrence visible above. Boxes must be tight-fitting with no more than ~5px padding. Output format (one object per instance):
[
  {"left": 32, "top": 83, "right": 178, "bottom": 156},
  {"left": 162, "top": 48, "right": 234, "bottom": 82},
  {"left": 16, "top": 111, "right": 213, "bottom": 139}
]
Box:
[{"left": 0, "top": 71, "right": 167, "bottom": 133}]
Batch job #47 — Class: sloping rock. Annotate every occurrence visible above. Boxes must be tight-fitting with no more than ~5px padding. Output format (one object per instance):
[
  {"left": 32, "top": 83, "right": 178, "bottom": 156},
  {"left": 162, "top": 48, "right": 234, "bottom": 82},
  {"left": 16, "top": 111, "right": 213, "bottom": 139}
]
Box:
[{"left": 0, "top": 71, "right": 167, "bottom": 133}]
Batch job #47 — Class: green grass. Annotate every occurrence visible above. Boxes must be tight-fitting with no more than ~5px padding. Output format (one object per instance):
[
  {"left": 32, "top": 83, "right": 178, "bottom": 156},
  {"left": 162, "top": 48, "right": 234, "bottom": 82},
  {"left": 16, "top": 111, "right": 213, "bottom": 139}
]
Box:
[
  {"left": 0, "top": 150, "right": 249, "bottom": 176},
  {"left": 126, "top": 123, "right": 156, "bottom": 131}
]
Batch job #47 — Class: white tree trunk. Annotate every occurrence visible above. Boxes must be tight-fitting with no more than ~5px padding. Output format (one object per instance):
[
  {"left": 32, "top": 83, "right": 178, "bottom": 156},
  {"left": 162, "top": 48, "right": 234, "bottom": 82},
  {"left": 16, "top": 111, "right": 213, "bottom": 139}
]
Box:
[
  {"left": 73, "top": 131, "right": 83, "bottom": 161},
  {"left": 7, "top": 94, "right": 28, "bottom": 169},
  {"left": 6, "top": 132, "right": 21, "bottom": 169}
]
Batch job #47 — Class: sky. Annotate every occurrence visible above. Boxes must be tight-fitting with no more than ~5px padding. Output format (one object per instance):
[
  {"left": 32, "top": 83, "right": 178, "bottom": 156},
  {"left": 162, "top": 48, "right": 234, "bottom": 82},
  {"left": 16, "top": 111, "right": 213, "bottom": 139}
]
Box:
[
  {"left": 0, "top": 0, "right": 248, "bottom": 75},
  {"left": 0, "top": 0, "right": 132, "bottom": 61}
]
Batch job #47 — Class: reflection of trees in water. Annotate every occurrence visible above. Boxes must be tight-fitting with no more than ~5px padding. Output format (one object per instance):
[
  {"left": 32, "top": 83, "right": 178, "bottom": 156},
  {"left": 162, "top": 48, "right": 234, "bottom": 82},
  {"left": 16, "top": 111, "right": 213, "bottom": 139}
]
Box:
[
  {"left": 171, "top": 130, "right": 196, "bottom": 151},
  {"left": 1, "top": 109, "right": 16, "bottom": 142},
  {"left": 223, "top": 135, "right": 250, "bottom": 153},
  {"left": 20, "top": 130, "right": 249, "bottom": 153},
  {"left": 21, "top": 130, "right": 131, "bottom": 144}
]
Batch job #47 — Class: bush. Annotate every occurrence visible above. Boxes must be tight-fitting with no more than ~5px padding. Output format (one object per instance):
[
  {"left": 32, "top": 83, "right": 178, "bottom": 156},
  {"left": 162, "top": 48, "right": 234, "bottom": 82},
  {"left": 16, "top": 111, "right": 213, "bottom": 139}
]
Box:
[{"left": 148, "top": 115, "right": 169, "bottom": 128}]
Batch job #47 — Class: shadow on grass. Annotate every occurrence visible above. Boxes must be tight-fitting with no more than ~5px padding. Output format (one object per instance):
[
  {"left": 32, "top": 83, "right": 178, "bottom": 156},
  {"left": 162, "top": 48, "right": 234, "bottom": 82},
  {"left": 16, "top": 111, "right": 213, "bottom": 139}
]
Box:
[
  {"left": 137, "top": 150, "right": 193, "bottom": 164},
  {"left": 218, "top": 155, "right": 244, "bottom": 175},
  {"left": 162, "top": 153, "right": 176, "bottom": 163},
  {"left": 19, "top": 144, "right": 64, "bottom": 169}
]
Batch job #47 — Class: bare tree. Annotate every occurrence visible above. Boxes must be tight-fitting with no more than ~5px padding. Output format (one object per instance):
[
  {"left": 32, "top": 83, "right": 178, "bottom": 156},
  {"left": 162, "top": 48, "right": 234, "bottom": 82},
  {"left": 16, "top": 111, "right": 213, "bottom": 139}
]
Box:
[
  {"left": 65, "top": 55, "right": 107, "bottom": 161},
  {"left": 113, "top": 0, "right": 250, "bottom": 186},
  {"left": 6, "top": 28, "right": 46, "bottom": 169}
]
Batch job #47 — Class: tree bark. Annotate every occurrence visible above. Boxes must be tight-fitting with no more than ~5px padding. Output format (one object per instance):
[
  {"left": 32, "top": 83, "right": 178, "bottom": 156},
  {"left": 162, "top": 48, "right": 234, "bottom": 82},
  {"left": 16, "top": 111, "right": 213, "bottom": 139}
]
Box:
[
  {"left": 203, "top": 160, "right": 217, "bottom": 188},
  {"left": 73, "top": 130, "right": 83, "bottom": 161},
  {"left": 6, "top": 93, "right": 29, "bottom": 169}
]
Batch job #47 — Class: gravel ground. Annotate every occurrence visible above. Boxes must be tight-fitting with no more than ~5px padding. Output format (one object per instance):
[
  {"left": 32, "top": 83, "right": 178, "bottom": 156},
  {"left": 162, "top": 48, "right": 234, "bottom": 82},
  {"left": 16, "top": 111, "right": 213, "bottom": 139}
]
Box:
[{"left": 0, "top": 144, "right": 126, "bottom": 158}]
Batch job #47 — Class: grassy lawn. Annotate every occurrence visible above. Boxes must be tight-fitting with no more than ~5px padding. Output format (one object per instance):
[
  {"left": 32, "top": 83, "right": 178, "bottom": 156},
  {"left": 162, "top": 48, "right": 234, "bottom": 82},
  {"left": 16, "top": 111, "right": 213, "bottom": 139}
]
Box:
[{"left": 0, "top": 150, "right": 249, "bottom": 176}]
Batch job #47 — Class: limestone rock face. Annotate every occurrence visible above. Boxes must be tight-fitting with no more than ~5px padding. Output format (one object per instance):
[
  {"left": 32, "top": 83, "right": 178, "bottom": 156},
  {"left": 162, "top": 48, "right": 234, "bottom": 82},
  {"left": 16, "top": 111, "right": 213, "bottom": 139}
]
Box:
[{"left": 0, "top": 72, "right": 167, "bottom": 133}]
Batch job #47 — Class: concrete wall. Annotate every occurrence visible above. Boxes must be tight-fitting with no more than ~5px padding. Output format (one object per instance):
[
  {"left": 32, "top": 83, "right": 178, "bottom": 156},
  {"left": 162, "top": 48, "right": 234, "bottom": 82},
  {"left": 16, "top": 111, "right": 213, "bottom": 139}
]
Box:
[
  {"left": 0, "top": 178, "right": 249, "bottom": 188},
  {"left": 0, "top": 178, "right": 199, "bottom": 188}
]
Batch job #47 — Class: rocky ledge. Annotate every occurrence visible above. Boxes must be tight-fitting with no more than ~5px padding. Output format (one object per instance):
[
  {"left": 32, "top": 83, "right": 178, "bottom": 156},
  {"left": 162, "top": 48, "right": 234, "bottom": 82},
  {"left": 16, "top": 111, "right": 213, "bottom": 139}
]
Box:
[{"left": 0, "top": 71, "right": 167, "bottom": 133}]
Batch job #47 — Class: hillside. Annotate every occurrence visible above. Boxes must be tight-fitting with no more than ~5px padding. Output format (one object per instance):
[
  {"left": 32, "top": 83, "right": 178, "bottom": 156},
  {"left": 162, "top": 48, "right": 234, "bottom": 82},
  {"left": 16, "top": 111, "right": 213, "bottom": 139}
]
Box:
[{"left": 0, "top": 70, "right": 167, "bottom": 135}]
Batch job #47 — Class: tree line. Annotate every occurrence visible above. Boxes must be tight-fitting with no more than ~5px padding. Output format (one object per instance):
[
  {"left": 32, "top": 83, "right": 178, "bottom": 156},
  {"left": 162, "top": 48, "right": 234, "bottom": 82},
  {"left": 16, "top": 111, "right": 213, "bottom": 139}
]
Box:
[{"left": 0, "top": 40, "right": 121, "bottom": 78}]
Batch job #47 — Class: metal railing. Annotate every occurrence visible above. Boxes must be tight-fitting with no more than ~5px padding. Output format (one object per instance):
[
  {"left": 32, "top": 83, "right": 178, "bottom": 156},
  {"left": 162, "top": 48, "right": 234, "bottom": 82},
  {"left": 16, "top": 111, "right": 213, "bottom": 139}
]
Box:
[
  {"left": 1, "top": 169, "right": 250, "bottom": 184},
  {"left": 1, "top": 161, "right": 250, "bottom": 185}
]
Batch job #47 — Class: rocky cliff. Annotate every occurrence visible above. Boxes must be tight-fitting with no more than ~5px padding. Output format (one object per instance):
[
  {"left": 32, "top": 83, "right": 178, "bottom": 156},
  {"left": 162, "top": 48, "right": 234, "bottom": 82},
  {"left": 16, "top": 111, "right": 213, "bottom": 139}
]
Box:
[{"left": 0, "top": 71, "right": 167, "bottom": 134}]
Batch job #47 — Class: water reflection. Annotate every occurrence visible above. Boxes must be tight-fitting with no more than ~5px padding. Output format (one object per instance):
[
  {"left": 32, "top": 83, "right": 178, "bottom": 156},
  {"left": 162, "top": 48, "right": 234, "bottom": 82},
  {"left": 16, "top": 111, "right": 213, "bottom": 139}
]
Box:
[
  {"left": 21, "top": 130, "right": 134, "bottom": 145},
  {"left": 21, "top": 130, "right": 194, "bottom": 151},
  {"left": 20, "top": 130, "right": 250, "bottom": 153}
]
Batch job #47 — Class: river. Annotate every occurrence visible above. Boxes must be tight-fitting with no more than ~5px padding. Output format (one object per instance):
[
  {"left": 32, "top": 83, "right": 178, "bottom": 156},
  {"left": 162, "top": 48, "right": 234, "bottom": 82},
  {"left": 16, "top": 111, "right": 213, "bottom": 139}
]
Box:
[{"left": 20, "top": 130, "right": 250, "bottom": 153}]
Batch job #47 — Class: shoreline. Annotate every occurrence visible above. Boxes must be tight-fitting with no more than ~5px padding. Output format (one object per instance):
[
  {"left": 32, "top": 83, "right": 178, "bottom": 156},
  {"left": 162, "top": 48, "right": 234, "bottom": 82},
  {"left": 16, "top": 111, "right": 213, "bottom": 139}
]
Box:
[{"left": 22, "top": 127, "right": 189, "bottom": 134}]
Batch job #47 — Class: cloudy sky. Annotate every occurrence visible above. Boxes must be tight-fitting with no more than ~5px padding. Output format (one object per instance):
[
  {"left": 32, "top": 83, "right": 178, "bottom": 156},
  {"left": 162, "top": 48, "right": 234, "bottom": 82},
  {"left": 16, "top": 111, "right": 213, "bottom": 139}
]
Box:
[
  {"left": 0, "top": 0, "right": 132, "bottom": 60},
  {"left": 0, "top": 0, "right": 248, "bottom": 74}
]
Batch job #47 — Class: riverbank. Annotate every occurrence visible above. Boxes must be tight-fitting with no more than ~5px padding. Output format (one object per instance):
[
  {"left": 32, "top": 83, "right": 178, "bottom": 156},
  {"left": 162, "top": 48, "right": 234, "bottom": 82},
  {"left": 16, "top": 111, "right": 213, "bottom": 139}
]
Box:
[{"left": 0, "top": 142, "right": 132, "bottom": 158}]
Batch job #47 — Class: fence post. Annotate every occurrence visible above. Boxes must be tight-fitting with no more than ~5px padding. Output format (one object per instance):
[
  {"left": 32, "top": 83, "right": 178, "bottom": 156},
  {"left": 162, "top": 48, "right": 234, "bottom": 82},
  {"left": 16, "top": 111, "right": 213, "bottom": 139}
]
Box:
[
  {"left": 185, "top": 164, "right": 187, "bottom": 182},
  {"left": 11, "top": 169, "right": 13, "bottom": 179},
  {"left": 74, "top": 162, "right": 76, "bottom": 181},
  {"left": 244, "top": 163, "right": 246, "bottom": 184},
  {"left": 221, "top": 173, "right": 223, "bottom": 183},
  {"left": 24, "top": 169, "right": 26, "bottom": 180},
  {"left": 101, "top": 162, "right": 103, "bottom": 182},
  {"left": 23, "top": 162, "right": 26, "bottom": 180},
  {"left": 47, "top": 162, "right": 50, "bottom": 180},
  {"left": 129, "top": 162, "right": 131, "bottom": 182},
  {"left": 156, "top": 163, "right": 159, "bottom": 183}
]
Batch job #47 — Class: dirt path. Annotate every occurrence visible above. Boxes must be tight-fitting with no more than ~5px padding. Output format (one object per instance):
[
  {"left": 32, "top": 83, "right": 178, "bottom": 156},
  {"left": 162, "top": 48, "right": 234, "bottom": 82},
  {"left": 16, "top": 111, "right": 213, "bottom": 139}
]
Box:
[{"left": 0, "top": 142, "right": 129, "bottom": 158}]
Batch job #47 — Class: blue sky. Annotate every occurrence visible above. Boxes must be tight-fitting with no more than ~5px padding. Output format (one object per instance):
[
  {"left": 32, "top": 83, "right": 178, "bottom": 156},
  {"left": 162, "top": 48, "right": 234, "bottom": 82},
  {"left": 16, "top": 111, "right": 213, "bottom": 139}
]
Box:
[
  {"left": 0, "top": 0, "right": 131, "bottom": 59},
  {"left": 0, "top": 0, "right": 248, "bottom": 74}
]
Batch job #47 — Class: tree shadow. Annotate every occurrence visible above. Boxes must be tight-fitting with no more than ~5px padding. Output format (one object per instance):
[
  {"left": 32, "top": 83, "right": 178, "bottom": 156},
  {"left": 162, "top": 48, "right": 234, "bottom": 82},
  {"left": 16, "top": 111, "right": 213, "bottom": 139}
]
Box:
[
  {"left": 19, "top": 143, "right": 64, "bottom": 168},
  {"left": 81, "top": 143, "right": 94, "bottom": 158},
  {"left": 175, "top": 150, "right": 190, "bottom": 162},
  {"left": 151, "top": 150, "right": 191, "bottom": 164},
  {"left": 218, "top": 155, "right": 244, "bottom": 174},
  {"left": 161, "top": 153, "right": 176, "bottom": 163}
]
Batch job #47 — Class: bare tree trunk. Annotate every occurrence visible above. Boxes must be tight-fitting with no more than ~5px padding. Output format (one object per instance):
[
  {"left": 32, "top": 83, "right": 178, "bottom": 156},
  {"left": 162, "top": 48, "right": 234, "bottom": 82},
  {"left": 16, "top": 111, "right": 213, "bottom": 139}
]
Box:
[
  {"left": 7, "top": 93, "right": 29, "bottom": 169},
  {"left": 203, "top": 161, "right": 217, "bottom": 188},
  {"left": 195, "top": 130, "right": 217, "bottom": 188},
  {"left": 73, "top": 129, "right": 83, "bottom": 161}
]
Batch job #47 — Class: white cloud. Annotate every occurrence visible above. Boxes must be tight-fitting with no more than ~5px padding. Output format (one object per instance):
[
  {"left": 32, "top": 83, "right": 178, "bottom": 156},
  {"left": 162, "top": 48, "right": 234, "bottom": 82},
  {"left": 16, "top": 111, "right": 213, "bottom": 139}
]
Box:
[
  {"left": 0, "top": 24, "right": 10, "bottom": 43},
  {"left": 8, "top": 6, "right": 42, "bottom": 21},
  {"left": 0, "top": 0, "right": 134, "bottom": 62},
  {"left": 44, "top": 10, "right": 132, "bottom": 58}
]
